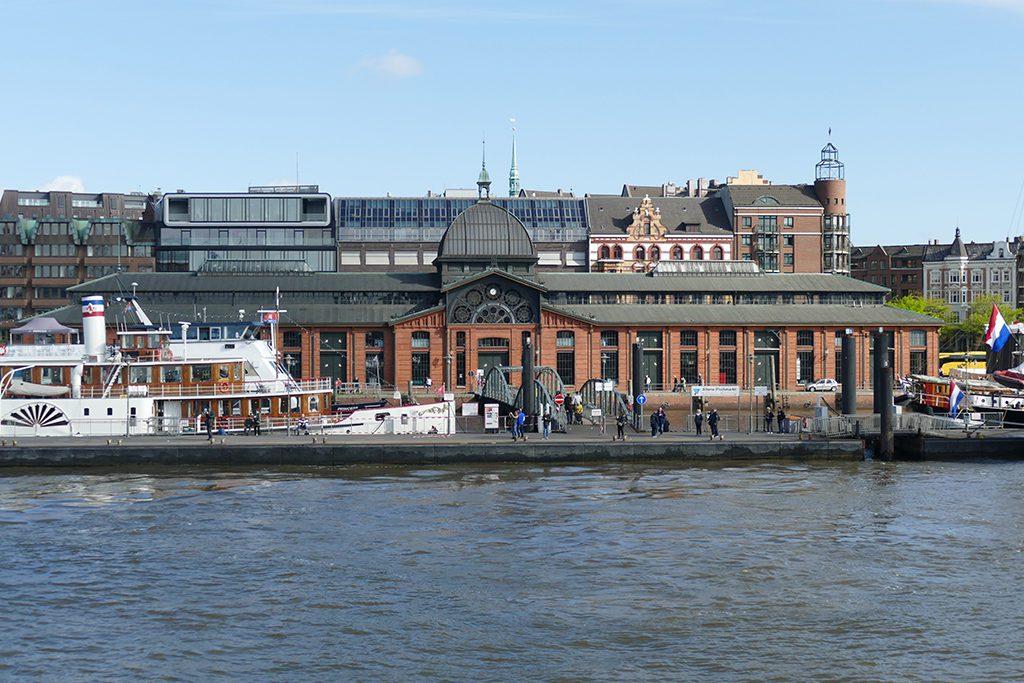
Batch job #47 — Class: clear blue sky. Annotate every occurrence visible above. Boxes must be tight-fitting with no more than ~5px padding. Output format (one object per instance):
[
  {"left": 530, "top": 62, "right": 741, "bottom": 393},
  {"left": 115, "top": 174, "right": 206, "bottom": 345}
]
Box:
[{"left": 4, "top": 0, "right": 1024, "bottom": 246}]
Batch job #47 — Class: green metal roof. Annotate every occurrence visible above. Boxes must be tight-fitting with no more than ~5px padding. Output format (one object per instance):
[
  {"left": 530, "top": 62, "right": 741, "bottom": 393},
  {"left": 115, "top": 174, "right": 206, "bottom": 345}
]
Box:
[
  {"left": 543, "top": 303, "right": 945, "bottom": 326},
  {"left": 68, "top": 271, "right": 441, "bottom": 294},
  {"left": 536, "top": 272, "right": 887, "bottom": 293}
]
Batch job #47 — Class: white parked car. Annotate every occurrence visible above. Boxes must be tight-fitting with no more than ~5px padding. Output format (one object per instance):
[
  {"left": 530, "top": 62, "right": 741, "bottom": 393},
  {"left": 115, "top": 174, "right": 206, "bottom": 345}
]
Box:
[{"left": 805, "top": 378, "right": 839, "bottom": 392}]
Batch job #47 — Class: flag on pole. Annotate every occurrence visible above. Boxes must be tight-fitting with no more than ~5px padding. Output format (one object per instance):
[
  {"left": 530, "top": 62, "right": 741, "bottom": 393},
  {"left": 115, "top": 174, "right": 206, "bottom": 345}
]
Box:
[
  {"left": 948, "top": 380, "right": 964, "bottom": 416},
  {"left": 984, "top": 304, "right": 1011, "bottom": 352}
]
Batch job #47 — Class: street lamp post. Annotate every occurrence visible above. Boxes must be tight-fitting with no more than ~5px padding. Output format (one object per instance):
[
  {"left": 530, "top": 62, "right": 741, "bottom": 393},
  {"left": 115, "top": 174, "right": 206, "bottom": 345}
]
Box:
[
  {"left": 124, "top": 357, "right": 132, "bottom": 438},
  {"left": 285, "top": 353, "right": 293, "bottom": 434},
  {"left": 748, "top": 353, "right": 754, "bottom": 434},
  {"left": 445, "top": 352, "right": 452, "bottom": 395}
]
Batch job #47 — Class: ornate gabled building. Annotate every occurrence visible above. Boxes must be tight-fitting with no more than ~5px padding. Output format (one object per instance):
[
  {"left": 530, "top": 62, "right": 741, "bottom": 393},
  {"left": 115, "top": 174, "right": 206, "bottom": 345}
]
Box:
[{"left": 587, "top": 194, "right": 733, "bottom": 272}]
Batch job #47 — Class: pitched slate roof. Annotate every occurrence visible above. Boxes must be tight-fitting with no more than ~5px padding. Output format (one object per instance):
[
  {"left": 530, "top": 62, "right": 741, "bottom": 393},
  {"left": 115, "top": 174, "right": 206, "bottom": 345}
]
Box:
[
  {"left": 723, "top": 184, "right": 822, "bottom": 207},
  {"left": 621, "top": 184, "right": 666, "bottom": 198},
  {"left": 585, "top": 196, "right": 732, "bottom": 236},
  {"left": 517, "top": 189, "right": 574, "bottom": 198}
]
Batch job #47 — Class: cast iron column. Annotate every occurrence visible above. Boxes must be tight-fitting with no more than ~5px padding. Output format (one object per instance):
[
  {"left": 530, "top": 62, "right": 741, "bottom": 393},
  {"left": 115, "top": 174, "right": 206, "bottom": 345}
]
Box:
[
  {"left": 631, "top": 338, "right": 644, "bottom": 430},
  {"left": 522, "top": 336, "right": 535, "bottom": 433},
  {"left": 841, "top": 333, "right": 857, "bottom": 415}
]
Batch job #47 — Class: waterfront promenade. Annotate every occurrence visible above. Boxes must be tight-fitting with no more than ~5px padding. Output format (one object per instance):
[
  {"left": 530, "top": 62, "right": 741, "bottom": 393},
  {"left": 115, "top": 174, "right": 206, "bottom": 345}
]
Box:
[{"left": 0, "top": 429, "right": 862, "bottom": 467}]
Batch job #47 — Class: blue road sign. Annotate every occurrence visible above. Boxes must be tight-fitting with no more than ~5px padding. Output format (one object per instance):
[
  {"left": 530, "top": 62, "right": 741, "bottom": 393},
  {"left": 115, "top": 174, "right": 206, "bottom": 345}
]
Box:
[{"left": 636, "top": 394, "right": 647, "bottom": 405}]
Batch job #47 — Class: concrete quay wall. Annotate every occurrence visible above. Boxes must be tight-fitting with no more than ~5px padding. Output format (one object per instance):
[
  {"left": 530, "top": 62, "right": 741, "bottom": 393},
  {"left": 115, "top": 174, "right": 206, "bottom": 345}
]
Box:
[{"left": 0, "top": 438, "right": 863, "bottom": 468}]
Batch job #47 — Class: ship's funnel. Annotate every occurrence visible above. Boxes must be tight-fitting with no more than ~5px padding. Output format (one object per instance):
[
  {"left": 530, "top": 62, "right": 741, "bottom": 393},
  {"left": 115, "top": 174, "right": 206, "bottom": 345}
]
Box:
[{"left": 81, "top": 296, "right": 106, "bottom": 358}]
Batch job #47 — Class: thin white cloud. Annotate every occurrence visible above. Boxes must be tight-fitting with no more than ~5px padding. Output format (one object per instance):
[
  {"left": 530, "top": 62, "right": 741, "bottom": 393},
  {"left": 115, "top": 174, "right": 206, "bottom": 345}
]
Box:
[
  {"left": 41, "top": 175, "right": 85, "bottom": 192},
  {"left": 888, "top": 0, "right": 1024, "bottom": 11},
  {"left": 358, "top": 50, "right": 423, "bottom": 79},
  {"left": 219, "top": 0, "right": 579, "bottom": 23}
]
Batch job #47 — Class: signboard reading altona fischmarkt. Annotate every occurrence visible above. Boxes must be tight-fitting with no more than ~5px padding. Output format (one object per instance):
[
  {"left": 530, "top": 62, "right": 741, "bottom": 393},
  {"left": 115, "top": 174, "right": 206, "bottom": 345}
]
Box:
[{"left": 691, "top": 385, "right": 741, "bottom": 398}]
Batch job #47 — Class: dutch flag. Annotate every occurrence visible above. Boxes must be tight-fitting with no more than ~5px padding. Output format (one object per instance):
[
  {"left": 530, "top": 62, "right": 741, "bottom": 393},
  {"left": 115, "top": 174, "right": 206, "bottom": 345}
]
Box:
[
  {"left": 948, "top": 380, "right": 965, "bottom": 416},
  {"left": 984, "top": 304, "right": 1011, "bottom": 353}
]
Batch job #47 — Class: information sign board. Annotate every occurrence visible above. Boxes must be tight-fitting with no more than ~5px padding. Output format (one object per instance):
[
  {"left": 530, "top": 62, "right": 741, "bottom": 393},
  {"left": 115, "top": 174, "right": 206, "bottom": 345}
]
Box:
[
  {"left": 484, "top": 404, "right": 500, "bottom": 430},
  {"left": 691, "top": 385, "right": 741, "bottom": 398}
]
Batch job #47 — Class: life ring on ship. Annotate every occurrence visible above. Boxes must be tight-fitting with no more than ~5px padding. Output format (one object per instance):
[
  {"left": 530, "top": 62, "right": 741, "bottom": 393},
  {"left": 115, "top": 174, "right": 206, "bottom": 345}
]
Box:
[
  {"left": 0, "top": 344, "right": 6, "bottom": 356},
  {"left": 219, "top": 381, "right": 230, "bottom": 393},
  {"left": 159, "top": 347, "right": 172, "bottom": 361}
]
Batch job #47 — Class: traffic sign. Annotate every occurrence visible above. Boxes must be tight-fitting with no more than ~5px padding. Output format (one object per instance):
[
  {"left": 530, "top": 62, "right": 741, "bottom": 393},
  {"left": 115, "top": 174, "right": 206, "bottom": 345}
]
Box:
[
  {"left": 553, "top": 393, "right": 565, "bottom": 406},
  {"left": 636, "top": 394, "right": 647, "bottom": 405}
]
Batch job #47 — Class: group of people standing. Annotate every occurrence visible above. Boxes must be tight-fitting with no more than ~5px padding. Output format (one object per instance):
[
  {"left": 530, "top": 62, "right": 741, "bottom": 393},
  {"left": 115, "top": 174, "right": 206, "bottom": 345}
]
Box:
[
  {"left": 763, "top": 406, "right": 788, "bottom": 433},
  {"left": 693, "top": 408, "right": 722, "bottom": 440},
  {"left": 649, "top": 406, "right": 670, "bottom": 437}
]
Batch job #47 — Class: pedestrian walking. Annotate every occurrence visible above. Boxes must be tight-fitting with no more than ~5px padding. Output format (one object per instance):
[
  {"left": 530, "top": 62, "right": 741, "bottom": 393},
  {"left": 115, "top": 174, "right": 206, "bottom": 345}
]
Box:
[
  {"left": 516, "top": 408, "right": 527, "bottom": 441},
  {"left": 645, "top": 374, "right": 652, "bottom": 393},
  {"left": 616, "top": 410, "right": 627, "bottom": 441},
  {"left": 510, "top": 408, "right": 521, "bottom": 440},
  {"left": 244, "top": 415, "right": 253, "bottom": 435},
  {"left": 777, "top": 407, "right": 787, "bottom": 434},
  {"left": 708, "top": 408, "right": 722, "bottom": 440},
  {"left": 542, "top": 407, "right": 552, "bottom": 440},
  {"left": 672, "top": 376, "right": 679, "bottom": 392},
  {"left": 253, "top": 413, "right": 261, "bottom": 436},
  {"left": 763, "top": 407, "right": 773, "bottom": 433},
  {"left": 694, "top": 408, "right": 703, "bottom": 436},
  {"left": 650, "top": 411, "right": 659, "bottom": 437},
  {"left": 658, "top": 406, "right": 668, "bottom": 434}
]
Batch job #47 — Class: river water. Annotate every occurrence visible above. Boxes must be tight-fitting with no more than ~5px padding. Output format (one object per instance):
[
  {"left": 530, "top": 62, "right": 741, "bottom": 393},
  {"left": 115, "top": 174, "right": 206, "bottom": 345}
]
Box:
[{"left": 2, "top": 460, "right": 1023, "bottom": 682}]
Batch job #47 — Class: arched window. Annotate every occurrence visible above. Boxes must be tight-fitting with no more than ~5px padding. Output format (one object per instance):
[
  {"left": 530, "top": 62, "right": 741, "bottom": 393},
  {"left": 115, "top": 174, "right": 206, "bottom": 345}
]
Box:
[
  {"left": 613, "top": 245, "right": 623, "bottom": 259},
  {"left": 599, "top": 245, "right": 610, "bottom": 260},
  {"left": 671, "top": 245, "right": 683, "bottom": 260},
  {"left": 711, "top": 246, "right": 724, "bottom": 260},
  {"left": 691, "top": 245, "right": 704, "bottom": 261},
  {"left": 635, "top": 246, "right": 646, "bottom": 261},
  {"left": 556, "top": 331, "right": 576, "bottom": 385},
  {"left": 650, "top": 246, "right": 661, "bottom": 260}
]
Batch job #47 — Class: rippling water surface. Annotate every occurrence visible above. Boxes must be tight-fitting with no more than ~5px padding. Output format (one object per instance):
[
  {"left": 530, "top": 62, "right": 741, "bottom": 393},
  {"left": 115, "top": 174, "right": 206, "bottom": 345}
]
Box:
[{"left": 2, "top": 460, "right": 1023, "bottom": 681}]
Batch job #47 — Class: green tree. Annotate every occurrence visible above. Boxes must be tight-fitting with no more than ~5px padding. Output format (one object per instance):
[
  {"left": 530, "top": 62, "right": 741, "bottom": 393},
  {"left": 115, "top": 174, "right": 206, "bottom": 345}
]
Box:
[{"left": 886, "top": 294, "right": 956, "bottom": 324}]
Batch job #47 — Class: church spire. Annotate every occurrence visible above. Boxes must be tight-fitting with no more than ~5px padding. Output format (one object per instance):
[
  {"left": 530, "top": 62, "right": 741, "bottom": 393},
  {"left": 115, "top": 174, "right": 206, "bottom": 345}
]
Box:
[
  {"left": 509, "top": 118, "right": 520, "bottom": 197},
  {"left": 477, "top": 138, "right": 491, "bottom": 200}
]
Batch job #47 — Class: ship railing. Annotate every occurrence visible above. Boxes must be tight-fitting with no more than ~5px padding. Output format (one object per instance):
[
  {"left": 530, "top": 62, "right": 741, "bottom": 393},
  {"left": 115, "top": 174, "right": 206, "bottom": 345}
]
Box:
[
  {"left": 78, "top": 377, "right": 332, "bottom": 399},
  {"left": 0, "top": 344, "right": 85, "bottom": 359}
]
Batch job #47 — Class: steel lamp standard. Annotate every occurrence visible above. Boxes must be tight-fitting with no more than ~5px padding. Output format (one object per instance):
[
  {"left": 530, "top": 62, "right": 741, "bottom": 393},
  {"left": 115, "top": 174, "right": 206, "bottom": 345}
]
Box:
[
  {"left": 748, "top": 353, "right": 754, "bottom": 434},
  {"left": 285, "top": 353, "right": 294, "bottom": 434},
  {"left": 124, "top": 357, "right": 132, "bottom": 437}
]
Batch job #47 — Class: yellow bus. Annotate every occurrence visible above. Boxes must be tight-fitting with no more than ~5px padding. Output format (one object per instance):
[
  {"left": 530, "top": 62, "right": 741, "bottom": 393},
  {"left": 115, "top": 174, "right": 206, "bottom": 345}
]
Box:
[{"left": 938, "top": 351, "right": 986, "bottom": 377}]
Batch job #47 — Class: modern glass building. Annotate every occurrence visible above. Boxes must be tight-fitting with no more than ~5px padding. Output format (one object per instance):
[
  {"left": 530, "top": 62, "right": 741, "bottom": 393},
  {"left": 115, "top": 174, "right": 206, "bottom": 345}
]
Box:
[{"left": 155, "top": 190, "right": 336, "bottom": 273}]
